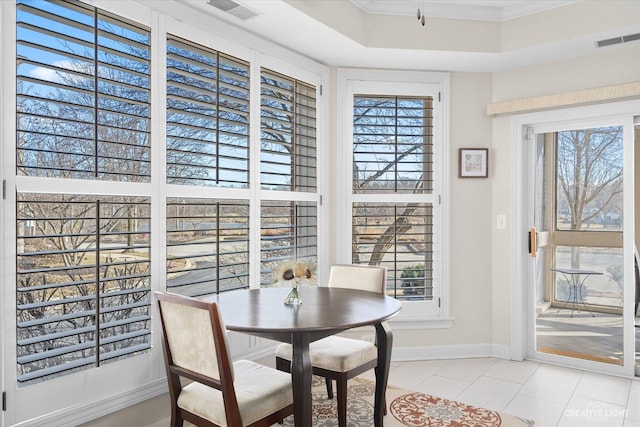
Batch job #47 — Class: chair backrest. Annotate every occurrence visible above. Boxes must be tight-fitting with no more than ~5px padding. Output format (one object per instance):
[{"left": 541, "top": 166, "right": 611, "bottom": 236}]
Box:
[
  {"left": 328, "top": 264, "right": 387, "bottom": 294},
  {"left": 155, "top": 292, "right": 234, "bottom": 383}
]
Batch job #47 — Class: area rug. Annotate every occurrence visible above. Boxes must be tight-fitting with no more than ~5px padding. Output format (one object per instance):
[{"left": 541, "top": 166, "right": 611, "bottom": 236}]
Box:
[{"left": 282, "top": 376, "right": 534, "bottom": 426}]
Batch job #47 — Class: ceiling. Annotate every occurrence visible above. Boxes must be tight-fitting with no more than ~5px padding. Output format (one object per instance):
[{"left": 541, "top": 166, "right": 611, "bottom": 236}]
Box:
[
  {"left": 349, "top": 0, "right": 579, "bottom": 22},
  {"left": 173, "top": 0, "right": 640, "bottom": 73}
]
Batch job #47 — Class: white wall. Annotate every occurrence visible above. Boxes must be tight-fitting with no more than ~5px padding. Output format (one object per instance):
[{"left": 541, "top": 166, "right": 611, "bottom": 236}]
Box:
[
  {"left": 492, "top": 48, "right": 640, "bottom": 103},
  {"left": 447, "top": 72, "right": 495, "bottom": 347}
]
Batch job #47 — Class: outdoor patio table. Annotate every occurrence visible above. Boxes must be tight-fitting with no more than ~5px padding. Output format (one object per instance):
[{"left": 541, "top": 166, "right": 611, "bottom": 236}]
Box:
[{"left": 552, "top": 268, "right": 603, "bottom": 318}]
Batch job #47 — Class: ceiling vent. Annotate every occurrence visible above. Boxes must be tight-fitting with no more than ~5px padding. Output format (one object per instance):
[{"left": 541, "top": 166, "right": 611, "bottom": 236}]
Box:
[
  {"left": 595, "top": 32, "right": 640, "bottom": 48},
  {"left": 207, "top": 0, "right": 258, "bottom": 20}
]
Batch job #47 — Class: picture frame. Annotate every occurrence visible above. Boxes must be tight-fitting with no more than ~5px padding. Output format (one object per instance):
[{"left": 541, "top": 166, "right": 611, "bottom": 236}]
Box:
[{"left": 458, "top": 148, "right": 488, "bottom": 178}]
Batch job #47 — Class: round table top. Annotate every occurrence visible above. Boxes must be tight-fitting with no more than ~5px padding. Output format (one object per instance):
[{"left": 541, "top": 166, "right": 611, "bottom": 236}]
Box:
[
  {"left": 551, "top": 268, "right": 603, "bottom": 275},
  {"left": 206, "top": 286, "right": 401, "bottom": 334}
]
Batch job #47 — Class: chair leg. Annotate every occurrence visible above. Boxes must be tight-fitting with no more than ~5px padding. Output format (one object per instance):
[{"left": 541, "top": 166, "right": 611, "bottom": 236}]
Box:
[
  {"left": 170, "top": 407, "right": 184, "bottom": 427},
  {"left": 336, "top": 376, "right": 348, "bottom": 427},
  {"left": 325, "top": 378, "right": 334, "bottom": 399}
]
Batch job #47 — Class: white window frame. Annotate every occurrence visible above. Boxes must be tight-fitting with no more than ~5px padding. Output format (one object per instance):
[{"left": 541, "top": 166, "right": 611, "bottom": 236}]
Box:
[{"left": 336, "top": 68, "right": 452, "bottom": 328}]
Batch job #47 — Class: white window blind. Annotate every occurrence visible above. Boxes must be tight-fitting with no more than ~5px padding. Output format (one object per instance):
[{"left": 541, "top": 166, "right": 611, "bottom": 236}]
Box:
[
  {"left": 352, "top": 95, "right": 435, "bottom": 301},
  {"left": 166, "top": 36, "right": 250, "bottom": 187}
]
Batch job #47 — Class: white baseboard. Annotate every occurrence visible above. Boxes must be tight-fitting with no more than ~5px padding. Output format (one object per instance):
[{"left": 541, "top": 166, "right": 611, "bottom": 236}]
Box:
[
  {"left": 242, "top": 340, "right": 516, "bottom": 364},
  {"left": 13, "top": 379, "right": 168, "bottom": 427},
  {"left": 392, "top": 343, "right": 513, "bottom": 361}
]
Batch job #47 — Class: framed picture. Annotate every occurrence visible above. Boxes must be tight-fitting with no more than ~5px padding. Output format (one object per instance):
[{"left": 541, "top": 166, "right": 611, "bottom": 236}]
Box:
[{"left": 458, "top": 148, "right": 488, "bottom": 178}]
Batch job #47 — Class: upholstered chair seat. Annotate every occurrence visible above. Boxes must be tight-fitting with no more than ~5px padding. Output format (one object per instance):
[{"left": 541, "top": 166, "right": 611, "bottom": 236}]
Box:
[
  {"left": 177, "top": 360, "right": 293, "bottom": 426},
  {"left": 275, "top": 336, "right": 377, "bottom": 373}
]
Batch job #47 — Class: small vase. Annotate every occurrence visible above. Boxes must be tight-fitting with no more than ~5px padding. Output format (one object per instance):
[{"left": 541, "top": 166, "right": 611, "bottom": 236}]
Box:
[{"left": 284, "top": 284, "right": 302, "bottom": 305}]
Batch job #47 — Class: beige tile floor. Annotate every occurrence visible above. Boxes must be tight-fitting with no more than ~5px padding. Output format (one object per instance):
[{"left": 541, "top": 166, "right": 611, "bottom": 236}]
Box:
[
  {"left": 373, "top": 358, "right": 640, "bottom": 427},
  {"left": 86, "top": 357, "right": 640, "bottom": 427}
]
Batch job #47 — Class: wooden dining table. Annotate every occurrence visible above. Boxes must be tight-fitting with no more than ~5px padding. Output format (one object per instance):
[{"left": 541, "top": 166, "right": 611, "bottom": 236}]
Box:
[{"left": 205, "top": 286, "right": 402, "bottom": 427}]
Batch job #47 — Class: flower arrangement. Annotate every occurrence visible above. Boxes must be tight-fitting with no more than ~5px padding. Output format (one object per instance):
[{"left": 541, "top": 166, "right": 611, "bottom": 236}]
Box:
[
  {"left": 274, "top": 259, "right": 314, "bottom": 283},
  {"left": 273, "top": 259, "right": 315, "bottom": 305}
]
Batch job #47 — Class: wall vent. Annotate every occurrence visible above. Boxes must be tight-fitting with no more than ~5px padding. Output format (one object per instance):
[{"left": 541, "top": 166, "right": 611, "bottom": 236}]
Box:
[
  {"left": 207, "top": 0, "right": 258, "bottom": 20},
  {"left": 622, "top": 33, "right": 640, "bottom": 43},
  {"left": 595, "top": 32, "right": 640, "bottom": 48}
]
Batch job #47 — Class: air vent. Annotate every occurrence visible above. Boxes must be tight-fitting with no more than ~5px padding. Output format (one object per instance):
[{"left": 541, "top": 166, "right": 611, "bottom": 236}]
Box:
[
  {"left": 207, "top": 0, "right": 258, "bottom": 20},
  {"left": 622, "top": 33, "right": 640, "bottom": 42},
  {"left": 595, "top": 32, "right": 640, "bottom": 48}
]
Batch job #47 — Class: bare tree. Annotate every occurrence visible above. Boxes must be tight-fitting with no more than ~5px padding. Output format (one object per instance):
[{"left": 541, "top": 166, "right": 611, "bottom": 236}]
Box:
[
  {"left": 556, "top": 126, "right": 623, "bottom": 267},
  {"left": 557, "top": 127, "right": 623, "bottom": 229}
]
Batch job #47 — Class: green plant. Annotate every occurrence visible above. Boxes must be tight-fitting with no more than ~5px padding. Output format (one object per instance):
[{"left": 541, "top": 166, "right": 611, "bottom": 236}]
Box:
[{"left": 401, "top": 264, "right": 425, "bottom": 296}]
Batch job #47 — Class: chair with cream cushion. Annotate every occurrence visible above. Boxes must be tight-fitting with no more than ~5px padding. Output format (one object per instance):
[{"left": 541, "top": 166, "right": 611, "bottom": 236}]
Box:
[
  {"left": 155, "top": 291, "right": 294, "bottom": 427},
  {"left": 275, "top": 264, "right": 388, "bottom": 427}
]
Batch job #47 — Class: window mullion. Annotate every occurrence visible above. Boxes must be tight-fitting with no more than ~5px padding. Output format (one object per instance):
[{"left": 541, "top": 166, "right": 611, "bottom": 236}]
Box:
[
  {"left": 93, "top": 8, "right": 99, "bottom": 178},
  {"left": 394, "top": 96, "right": 398, "bottom": 193},
  {"left": 95, "top": 199, "right": 101, "bottom": 367}
]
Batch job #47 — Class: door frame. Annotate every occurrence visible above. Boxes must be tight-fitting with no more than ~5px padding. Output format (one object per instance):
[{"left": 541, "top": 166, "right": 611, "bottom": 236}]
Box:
[{"left": 510, "top": 100, "right": 639, "bottom": 377}]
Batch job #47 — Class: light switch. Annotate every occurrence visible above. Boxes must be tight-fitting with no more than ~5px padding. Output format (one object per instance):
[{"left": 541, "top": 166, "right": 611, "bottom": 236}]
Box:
[{"left": 496, "top": 214, "right": 507, "bottom": 230}]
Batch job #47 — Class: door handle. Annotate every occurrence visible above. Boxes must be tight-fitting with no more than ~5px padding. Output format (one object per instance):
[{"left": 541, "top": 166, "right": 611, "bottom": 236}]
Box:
[{"left": 528, "top": 227, "right": 537, "bottom": 257}]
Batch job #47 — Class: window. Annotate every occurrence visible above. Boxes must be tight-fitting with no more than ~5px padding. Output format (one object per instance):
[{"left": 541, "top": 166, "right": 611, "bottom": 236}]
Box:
[
  {"left": 260, "top": 201, "right": 318, "bottom": 285},
  {"left": 338, "top": 70, "right": 448, "bottom": 319},
  {"left": 165, "top": 36, "right": 252, "bottom": 297},
  {"left": 352, "top": 202, "right": 433, "bottom": 299},
  {"left": 15, "top": 0, "right": 151, "bottom": 384},
  {"left": 260, "top": 68, "right": 319, "bottom": 281},
  {"left": 353, "top": 96, "right": 433, "bottom": 194},
  {"left": 260, "top": 69, "right": 317, "bottom": 192},
  {"left": 17, "top": 0, "right": 151, "bottom": 181},
  {"left": 166, "top": 36, "right": 250, "bottom": 187},
  {"left": 550, "top": 125, "right": 624, "bottom": 309},
  {"left": 352, "top": 95, "right": 434, "bottom": 300},
  {"left": 555, "top": 126, "right": 623, "bottom": 231},
  {"left": 166, "top": 198, "right": 249, "bottom": 296},
  {"left": 16, "top": 195, "right": 151, "bottom": 384}
]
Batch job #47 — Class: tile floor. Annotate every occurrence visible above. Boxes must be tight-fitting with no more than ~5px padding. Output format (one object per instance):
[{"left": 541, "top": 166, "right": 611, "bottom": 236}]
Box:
[
  {"left": 87, "top": 357, "right": 640, "bottom": 427},
  {"left": 364, "top": 357, "right": 640, "bottom": 427}
]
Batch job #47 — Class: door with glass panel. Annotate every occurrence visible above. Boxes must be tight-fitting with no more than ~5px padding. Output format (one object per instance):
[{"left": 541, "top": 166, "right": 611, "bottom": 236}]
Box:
[{"left": 527, "top": 119, "right": 637, "bottom": 376}]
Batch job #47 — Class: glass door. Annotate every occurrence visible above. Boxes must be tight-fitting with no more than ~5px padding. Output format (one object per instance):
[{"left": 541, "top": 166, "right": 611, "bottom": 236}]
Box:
[{"left": 526, "top": 117, "right": 636, "bottom": 376}]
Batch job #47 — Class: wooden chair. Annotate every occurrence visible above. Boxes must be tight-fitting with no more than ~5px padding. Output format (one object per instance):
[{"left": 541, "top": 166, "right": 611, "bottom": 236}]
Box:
[
  {"left": 275, "top": 264, "right": 388, "bottom": 427},
  {"left": 155, "top": 291, "right": 294, "bottom": 427}
]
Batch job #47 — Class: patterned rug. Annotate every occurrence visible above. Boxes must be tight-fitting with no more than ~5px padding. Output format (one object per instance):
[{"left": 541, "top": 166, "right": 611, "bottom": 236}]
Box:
[{"left": 282, "top": 376, "right": 534, "bottom": 427}]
